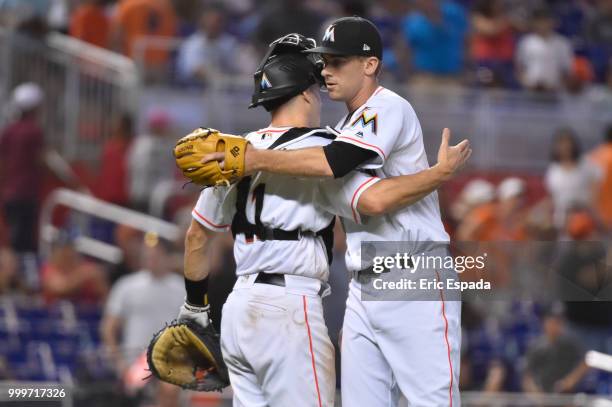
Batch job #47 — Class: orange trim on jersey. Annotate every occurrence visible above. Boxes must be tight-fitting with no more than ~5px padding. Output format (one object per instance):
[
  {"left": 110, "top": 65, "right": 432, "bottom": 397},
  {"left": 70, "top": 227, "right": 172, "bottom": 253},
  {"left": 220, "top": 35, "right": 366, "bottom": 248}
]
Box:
[
  {"left": 336, "top": 136, "right": 387, "bottom": 159},
  {"left": 436, "top": 271, "right": 454, "bottom": 407},
  {"left": 192, "top": 209, "right": 230, "bottom": 230},
  {"left": 303, "top": 296, "right": 323, "bottom": 407},
  {"left": 255, "top": 128, "right": 290, "bottom": 134},
  {"left": 373, "top": 86, "right": 385, "bottom": 96},
  {"left": 350, "top": 177, "right": 378, "bottom": 223}
]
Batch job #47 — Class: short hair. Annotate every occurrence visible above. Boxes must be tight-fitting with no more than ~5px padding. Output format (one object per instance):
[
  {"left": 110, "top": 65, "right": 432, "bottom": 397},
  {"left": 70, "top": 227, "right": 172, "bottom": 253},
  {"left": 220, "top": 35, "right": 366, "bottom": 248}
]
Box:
[
  {"left": 262, "top": 94, "right": 294, "bottom": 112},
  {"left": 550, "top": 128, "right": 582, "bottom": 162}
]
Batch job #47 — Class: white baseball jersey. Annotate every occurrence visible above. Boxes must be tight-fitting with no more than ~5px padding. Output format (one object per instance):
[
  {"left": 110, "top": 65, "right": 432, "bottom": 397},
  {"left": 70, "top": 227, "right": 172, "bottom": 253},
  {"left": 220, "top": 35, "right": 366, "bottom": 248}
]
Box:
[
  {"left": 334, "top": 86, "right": 461, "bottom": 407},
  {"left": 333, "top": 86, "right": 450, "bottom": 271},
  {"left": 192, "top": 126, "right": 380, "bottom": 282}
]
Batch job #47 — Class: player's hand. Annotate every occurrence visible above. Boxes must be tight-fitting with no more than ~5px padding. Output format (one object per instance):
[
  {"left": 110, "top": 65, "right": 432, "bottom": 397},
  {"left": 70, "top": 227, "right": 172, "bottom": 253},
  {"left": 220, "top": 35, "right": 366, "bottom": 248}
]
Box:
[
  {"left": 436, "top": 128, "right": 472, "bottom": 180},
  {"left": 202, "top": 144, "right": 257, "bottom": 175},
  {"left": 553, "top": 377, "right": 575, "bottom": 393},
  {"left": 201, "top": 152, "right": 225, "bottom": 167},
  {"left": 178, "top": 302, "right": 211, "bottom": 328}
]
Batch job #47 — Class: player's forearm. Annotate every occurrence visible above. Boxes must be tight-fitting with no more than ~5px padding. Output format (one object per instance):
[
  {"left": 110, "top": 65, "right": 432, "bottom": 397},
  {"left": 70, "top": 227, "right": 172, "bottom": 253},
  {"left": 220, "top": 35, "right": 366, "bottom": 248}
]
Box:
[
  {"left": 560, "top": 362, "right": 589, "bottom": 389},
  {"left": 246, "top": 146, "right": 333, "bottom": 177},
  {"left": 184, "top": 220, "right": 214, "bottom": 281},
  {"left": 522, "top": 373, "right": 542, "bottom": 393},
  {"left": 100, "top": 316, "right": 121, "bottom": 354},
  {"left": 358, "top": 165, "right": 448, "bottom": 216}
]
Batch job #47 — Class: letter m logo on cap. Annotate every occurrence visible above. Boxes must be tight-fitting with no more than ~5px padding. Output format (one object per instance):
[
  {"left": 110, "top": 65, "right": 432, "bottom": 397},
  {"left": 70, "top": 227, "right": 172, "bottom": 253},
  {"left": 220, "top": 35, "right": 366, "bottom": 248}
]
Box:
[{"left": 322, "top": 25, "right": 335, "bottom": 42}]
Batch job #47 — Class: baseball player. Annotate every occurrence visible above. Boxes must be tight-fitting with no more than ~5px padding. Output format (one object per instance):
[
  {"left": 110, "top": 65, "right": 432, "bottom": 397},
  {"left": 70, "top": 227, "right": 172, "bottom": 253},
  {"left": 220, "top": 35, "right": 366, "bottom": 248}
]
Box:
[
  {"left": 208, "top": 18, "right": 468, "bottom": 407},
  {"left": 182, "top": 33, "right": 470, "bottom": 407}
]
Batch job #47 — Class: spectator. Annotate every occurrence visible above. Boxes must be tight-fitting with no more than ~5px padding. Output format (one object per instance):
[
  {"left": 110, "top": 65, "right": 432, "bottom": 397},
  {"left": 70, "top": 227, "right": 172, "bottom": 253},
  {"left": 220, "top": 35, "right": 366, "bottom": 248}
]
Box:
[
  {"left": 109, "top": 0, "right": 177, "bottom": 70},
  {"left": 0, "top": 83, "right": 46, "bottom": 253},
  {"left": 523, "top": 306, "right": 589, "bottom": 393},
  {"left": 586, "top": 0, "right": 612, "bottom": 48},
  {"left": 545, "top": 128, "right": 601, "bottom": 230},
  {"left": 369, "top": 0, "right": 412, "bottom": 80},
  {"left": 0, "top": 83, "right": 87, "bottom": 253},
  {"left": 401, "top": 0, "right": 468, "bottom": 81},
  {"left": 560, "top": 210, "right": 612, "bottom": 353},
  {"left": 127, "top": 108, "right": 175, "bottom": 212},
  {"left": 109, "top": 225, "right": 142, "bottom": 285},
  {"left": 454, "top": 179, "right": 498, "bottom": 241},
  {"left": 451, "top": 179, "right": 495, "bottom": 222},
  {"left": 69, "top": 0, "right": 110, "bottom": 48},
  {"left": 493, "top": 177, "right": 529, "bottom": 240},
  {"left": 499, "top": 0, "right": 542, "bottom": 33},
  {"left": 551, "top": 0, "right": 591, "bottom": 45},
  {"left": 176, "top": 5, "right": 242, "bottom": 84},
  {"left": 0, "top": 0, "right": 51, "bottom": 28},
  {"left": 0, "top": 245, "right": 20, "bottom": 295},
  {"left": 41, "top": 233, "right": 109, "bottom": 304},
  {"left": 515, "top": 7, "right": 574, "bottom": 92},
  {"left": 100, "top": 235, "right": 183, "bottom": 405},
  {"left": 47, "top": 0, "right": 70, "bottom": 32},
  {"left": 255, "top": 0, "right": 322, "bottom": 52},
  {"left": 96, "top": 113, "right": 134, "bottom": 207},
  {"left": 589, "top": 125, "right": 612, "bottom": 228},
  {"left": 470, "top": 0, "right": 515, "bottom": 87}
]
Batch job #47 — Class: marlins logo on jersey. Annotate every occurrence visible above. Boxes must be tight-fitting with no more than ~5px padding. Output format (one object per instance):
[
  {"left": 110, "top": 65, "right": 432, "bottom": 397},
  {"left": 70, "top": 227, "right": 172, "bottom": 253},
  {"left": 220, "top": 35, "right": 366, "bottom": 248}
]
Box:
[
  {"left": 322, "top": 25, "right": 335, "bottom": 42},
  {"left": 351, "top": 109, "right": 378, "bottom": 134}
]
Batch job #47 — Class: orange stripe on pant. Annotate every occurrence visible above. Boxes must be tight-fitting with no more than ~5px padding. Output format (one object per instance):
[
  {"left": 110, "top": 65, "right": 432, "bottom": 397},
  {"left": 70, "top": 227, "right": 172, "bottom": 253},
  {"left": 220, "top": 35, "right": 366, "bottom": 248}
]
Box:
[{"left": 303, "top": 296, "right": 323, "bottom": 407}]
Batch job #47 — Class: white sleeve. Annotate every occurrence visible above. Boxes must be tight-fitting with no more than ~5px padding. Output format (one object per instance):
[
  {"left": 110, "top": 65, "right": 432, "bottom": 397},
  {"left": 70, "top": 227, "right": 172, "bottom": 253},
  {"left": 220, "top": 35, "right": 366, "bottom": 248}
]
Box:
[
  {"left": 191, "top": 186, "right": 237, "bottom": 232},
  {"left": 334, "top": 101, "right": 407, "bottom": 169},
  {"left": 317, "top": 172, "right": 381, "bottom": 225}
]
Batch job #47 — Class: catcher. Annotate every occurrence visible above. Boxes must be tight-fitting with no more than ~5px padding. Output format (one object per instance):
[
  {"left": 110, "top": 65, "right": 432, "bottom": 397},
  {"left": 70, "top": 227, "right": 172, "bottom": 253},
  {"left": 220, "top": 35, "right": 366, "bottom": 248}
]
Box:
[{"left": 150, "top": 33, "right": 470, "bottom": 406}]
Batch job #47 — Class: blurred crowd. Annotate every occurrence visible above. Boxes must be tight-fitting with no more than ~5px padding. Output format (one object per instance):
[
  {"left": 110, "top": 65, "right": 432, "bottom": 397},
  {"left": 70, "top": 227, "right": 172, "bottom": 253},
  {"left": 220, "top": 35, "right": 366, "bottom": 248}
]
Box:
[
  {"left": 0, "top": 0, "right": 612, "bottom": 402},
  {"left": 0, "top": 0, "right": 611, "bottom": 91}
]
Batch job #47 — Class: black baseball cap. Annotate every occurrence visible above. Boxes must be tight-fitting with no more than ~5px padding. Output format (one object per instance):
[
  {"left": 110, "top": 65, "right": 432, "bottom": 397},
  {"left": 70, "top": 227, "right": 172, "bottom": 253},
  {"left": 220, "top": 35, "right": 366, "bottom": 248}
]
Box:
[{"left": 304, "top": 16, "right": 383, "bottom": 60}]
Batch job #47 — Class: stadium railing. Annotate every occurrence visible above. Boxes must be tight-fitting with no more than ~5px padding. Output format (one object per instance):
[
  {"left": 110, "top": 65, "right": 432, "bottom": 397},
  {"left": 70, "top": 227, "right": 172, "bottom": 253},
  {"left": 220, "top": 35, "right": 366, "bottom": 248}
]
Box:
[
  {"left": 0, "top": 28, "right": 138, "bottom": 164},
  {"left": 39, "top": 188, "right": 180, "bottom": 263}
]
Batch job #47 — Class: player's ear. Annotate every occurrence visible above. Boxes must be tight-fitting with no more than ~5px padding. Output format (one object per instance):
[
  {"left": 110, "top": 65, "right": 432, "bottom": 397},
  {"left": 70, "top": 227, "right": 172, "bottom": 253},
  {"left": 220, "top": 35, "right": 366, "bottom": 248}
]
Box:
[
  {"left": 301, "top": 86, "right": 318, "bottom": 106},
  {"left": 363, "top": 57, "right": 380, "bottom": 77},
  {"left": 301, "top": 90, "right": 311, "bottom": 105}
]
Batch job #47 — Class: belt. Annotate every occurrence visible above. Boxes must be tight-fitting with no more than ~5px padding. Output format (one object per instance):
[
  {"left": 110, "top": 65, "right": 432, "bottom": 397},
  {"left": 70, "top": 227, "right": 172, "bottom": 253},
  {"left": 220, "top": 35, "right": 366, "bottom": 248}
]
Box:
[
  {"left": 254, "top": 273, "right": 326, "bottom": 296},
  {"left": 254, "top": 272, "right": 286, "bottom": 286}
]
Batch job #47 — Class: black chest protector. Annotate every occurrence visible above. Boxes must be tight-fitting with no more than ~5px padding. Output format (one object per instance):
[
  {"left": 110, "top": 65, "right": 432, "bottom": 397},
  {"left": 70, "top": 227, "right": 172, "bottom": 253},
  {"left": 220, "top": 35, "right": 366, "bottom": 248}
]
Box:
[{"left": 230, "top": 127, "right": 336, "bottom": 264}]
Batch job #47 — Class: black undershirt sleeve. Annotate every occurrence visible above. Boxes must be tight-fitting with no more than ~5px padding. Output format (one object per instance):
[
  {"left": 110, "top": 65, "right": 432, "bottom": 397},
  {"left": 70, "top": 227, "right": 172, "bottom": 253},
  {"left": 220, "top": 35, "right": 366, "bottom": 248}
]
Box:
[{"left": 322, "top": 141, "right": 378, "bottom": 178}]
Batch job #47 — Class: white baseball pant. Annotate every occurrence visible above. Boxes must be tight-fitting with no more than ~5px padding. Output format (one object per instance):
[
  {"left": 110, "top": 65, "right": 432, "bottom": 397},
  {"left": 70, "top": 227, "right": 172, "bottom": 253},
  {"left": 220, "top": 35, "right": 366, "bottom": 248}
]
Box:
[
  {"left": 341, "top": 279, "right": 461, "bottom": 407},
  {"left": 221, "top": 273, "right": 336, "bottom": 407}
]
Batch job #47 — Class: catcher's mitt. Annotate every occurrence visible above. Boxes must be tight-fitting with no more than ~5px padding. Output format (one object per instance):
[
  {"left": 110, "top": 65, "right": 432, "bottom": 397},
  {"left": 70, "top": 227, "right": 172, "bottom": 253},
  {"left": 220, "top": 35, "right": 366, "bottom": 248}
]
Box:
[
  {"left": 174, "top": 127, "right": 249, "bottom": 187},
  {"left": 146, "top": 320, "right": 230, "bottom": 392}
]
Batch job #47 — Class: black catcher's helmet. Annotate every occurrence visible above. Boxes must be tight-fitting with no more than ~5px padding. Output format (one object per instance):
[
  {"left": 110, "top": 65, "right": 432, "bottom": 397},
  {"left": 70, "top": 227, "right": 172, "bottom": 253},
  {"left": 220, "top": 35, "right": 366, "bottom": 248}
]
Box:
[{"left": 249, "top": 33, "right": 324, "bottom": 110}]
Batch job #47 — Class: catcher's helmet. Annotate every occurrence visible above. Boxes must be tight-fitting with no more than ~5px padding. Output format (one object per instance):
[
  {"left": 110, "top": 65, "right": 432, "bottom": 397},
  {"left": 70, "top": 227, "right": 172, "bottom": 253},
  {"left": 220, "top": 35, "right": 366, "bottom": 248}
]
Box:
[{"left": 249, "top": 33, "right": 324, "bottom": 109}]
